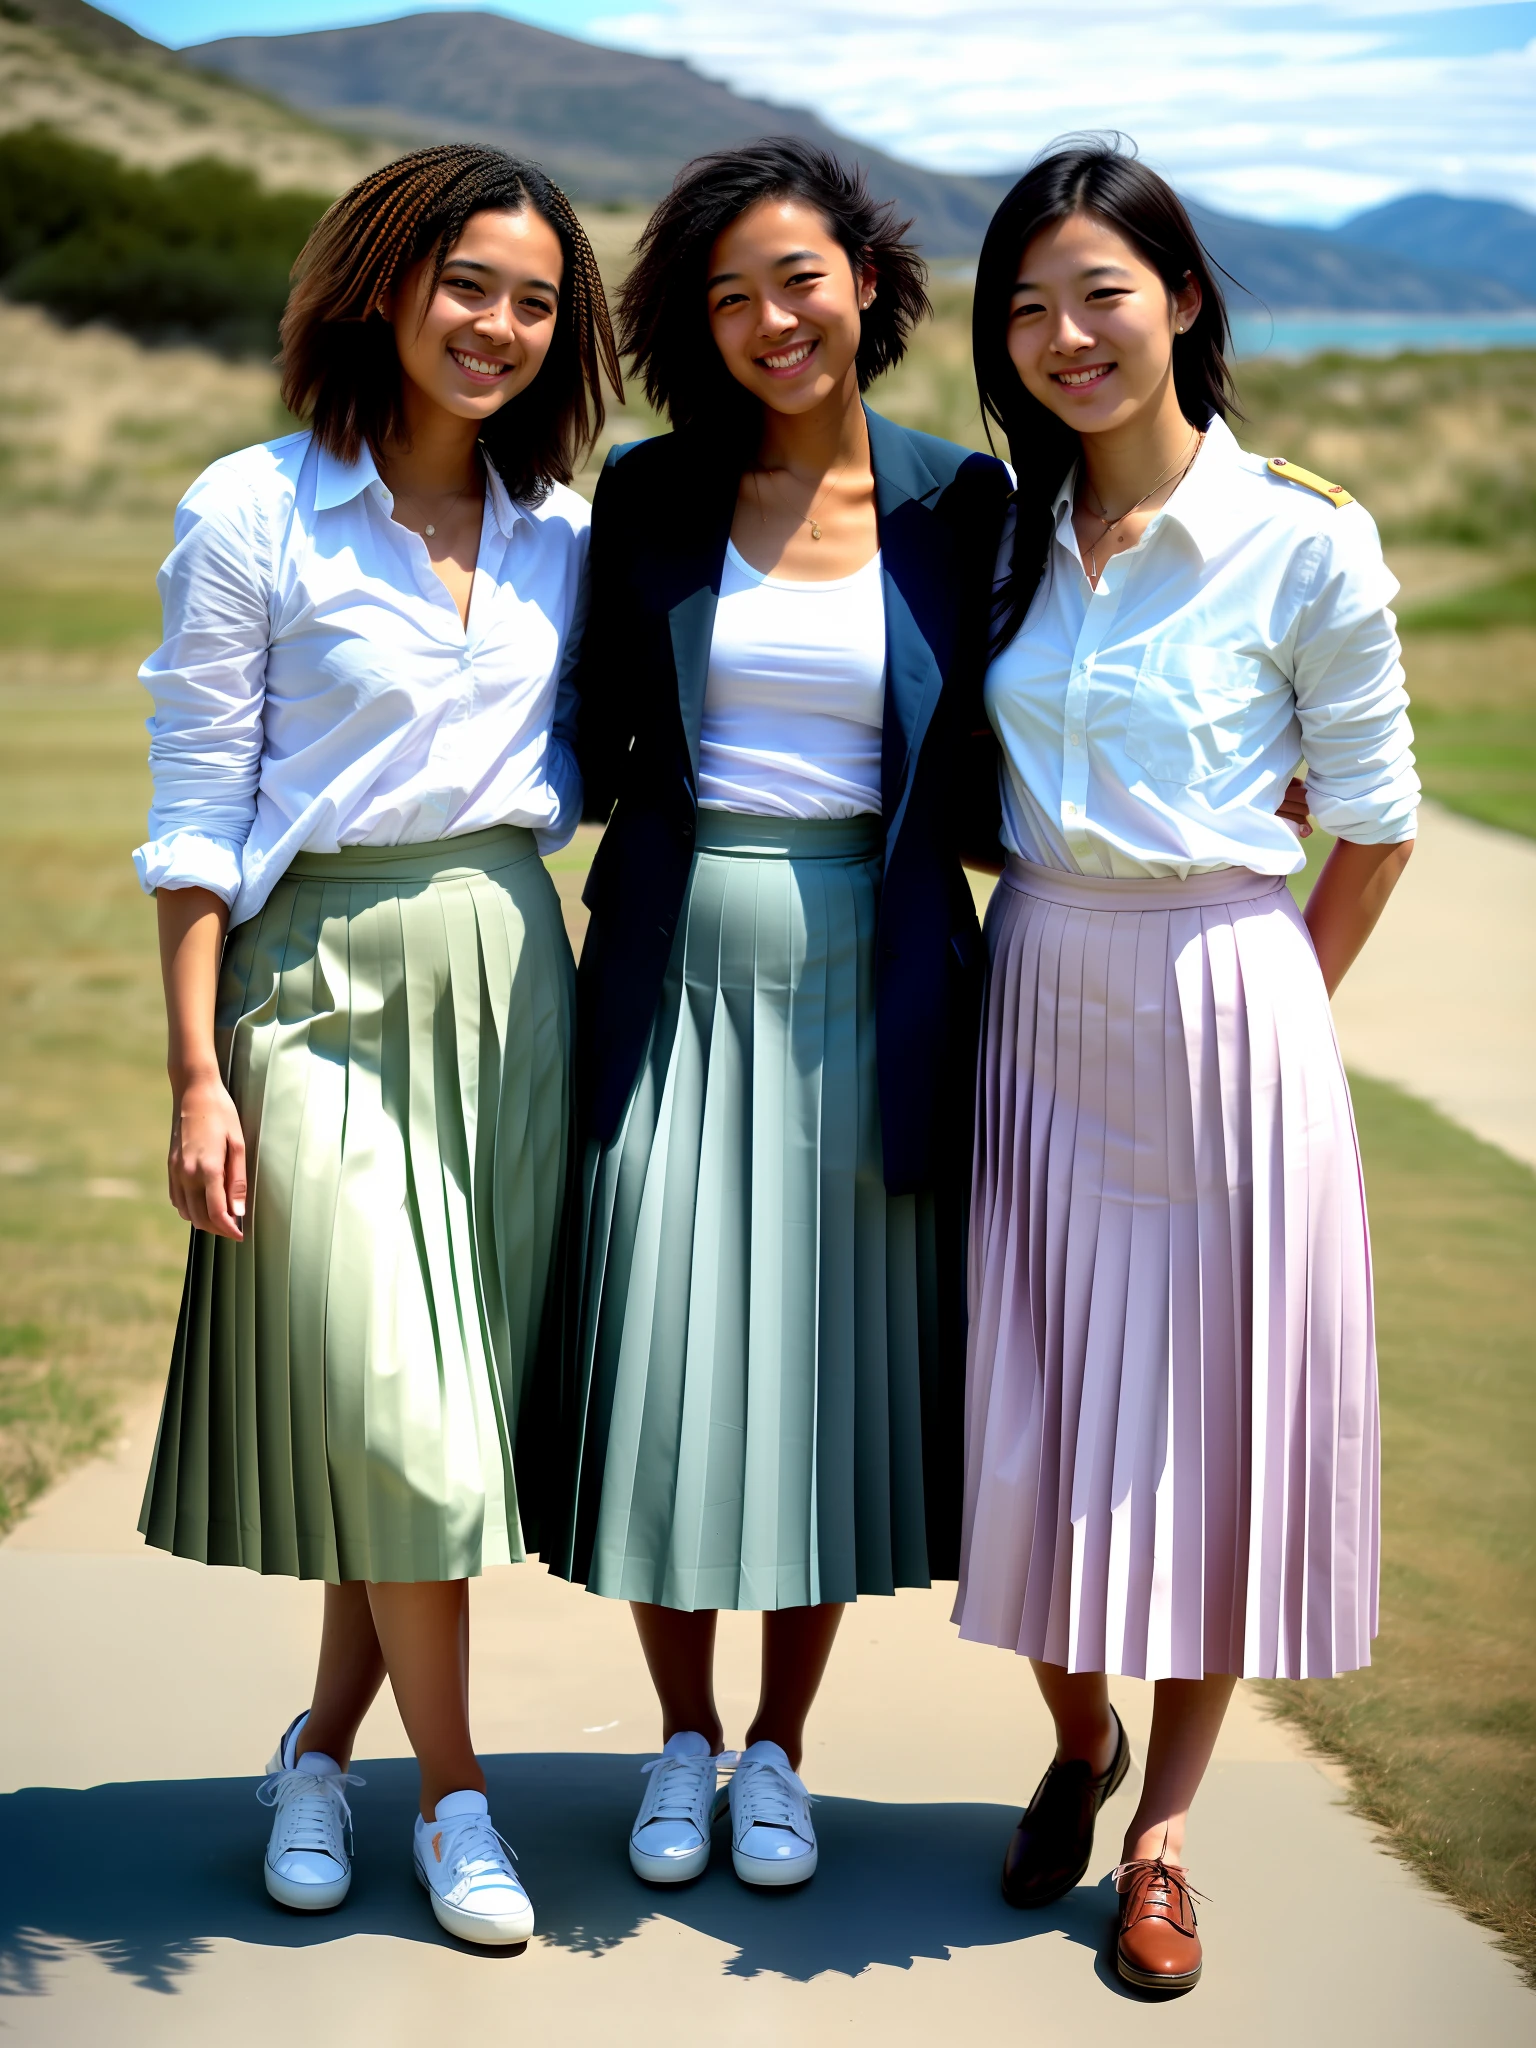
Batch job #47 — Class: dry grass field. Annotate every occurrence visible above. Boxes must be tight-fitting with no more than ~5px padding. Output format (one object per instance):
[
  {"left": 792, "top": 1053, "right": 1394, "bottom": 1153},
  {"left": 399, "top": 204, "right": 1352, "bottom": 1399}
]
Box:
[{"left": 0, "top": 7, "right": 371, "bottom": 189}]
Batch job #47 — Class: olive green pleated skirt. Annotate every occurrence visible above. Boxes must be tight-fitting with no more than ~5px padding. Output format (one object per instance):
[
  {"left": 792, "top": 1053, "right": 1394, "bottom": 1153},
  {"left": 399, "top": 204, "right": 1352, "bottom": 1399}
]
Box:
[
  {"left": 139, "top": 826, "right": 574, "bottom": 1583},
  {"left": 551, "top": 811, "right": 953, "bottom": 1613}
]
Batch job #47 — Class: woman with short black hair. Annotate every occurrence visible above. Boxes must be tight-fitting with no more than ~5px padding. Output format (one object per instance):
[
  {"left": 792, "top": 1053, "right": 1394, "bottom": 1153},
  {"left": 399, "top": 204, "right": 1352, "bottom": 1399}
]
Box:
[
  {"left": 548, "top": 136, "right": 1010, "bottom": 1888},
  {"left": 956, "top": 141, "right": 1416, "bottom": 1991},
  {"left": 135, "top": 143, "right": 620, "bottom": 1943}
]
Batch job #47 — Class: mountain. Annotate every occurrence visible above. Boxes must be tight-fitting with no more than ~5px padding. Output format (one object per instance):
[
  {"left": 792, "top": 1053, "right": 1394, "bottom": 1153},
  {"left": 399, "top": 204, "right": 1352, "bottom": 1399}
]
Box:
[
  {"left": 188, "top": 11, "right": 1015, "bottom": 259},
  {"left": 1188, "top": 201, "right": 1529, "bottom": 314},
  {"left": 0, "top": 0, "right": 372, "bottom": 190},
  {"left": 190, "top": 10, "right": 1531, "bottom": 303},
  {"left": 1336, "top": 194, "right": 1536, "bottom": 306}
]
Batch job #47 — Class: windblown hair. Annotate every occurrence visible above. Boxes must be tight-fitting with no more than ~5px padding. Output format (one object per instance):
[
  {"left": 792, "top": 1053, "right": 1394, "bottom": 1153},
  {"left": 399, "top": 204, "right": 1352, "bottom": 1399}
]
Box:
[
  {"left": 279, "top": 143, "right": 622, "bottom": 502},
  {"left": 619, "top": 135, "right": 931, "bottom": 444},
  {"left": 974, "top": 138, "right": 1241, "bottom": 652}
]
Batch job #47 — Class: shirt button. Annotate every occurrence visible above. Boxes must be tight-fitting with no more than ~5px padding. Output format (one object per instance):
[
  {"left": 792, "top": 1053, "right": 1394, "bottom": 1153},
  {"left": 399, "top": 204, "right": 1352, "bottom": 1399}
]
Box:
[{"left": 1067, "top": 732, "right": 1083, "bottom": 747}]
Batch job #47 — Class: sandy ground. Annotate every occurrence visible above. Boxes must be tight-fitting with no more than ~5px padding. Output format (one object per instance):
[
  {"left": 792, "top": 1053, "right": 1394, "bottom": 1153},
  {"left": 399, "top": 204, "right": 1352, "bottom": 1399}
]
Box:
[{"left": 0, "top": 1405, "right": 1531, "bottom": 2046}]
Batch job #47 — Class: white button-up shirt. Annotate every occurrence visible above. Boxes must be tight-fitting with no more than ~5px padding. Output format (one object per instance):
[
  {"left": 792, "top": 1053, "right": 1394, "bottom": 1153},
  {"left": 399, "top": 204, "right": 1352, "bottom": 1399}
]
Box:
[
  {"left": 133, "top": 430, "right": 587, "bottom": 926},
  {"left": 985, "top": 415, "right": 1419, "bottom": 878}
]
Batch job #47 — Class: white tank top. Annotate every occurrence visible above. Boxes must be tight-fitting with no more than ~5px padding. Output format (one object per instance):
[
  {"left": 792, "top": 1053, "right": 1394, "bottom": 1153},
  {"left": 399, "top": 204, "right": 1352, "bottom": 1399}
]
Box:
[{"left": 698, "top": 541, "right": 885, "bottom": 819}]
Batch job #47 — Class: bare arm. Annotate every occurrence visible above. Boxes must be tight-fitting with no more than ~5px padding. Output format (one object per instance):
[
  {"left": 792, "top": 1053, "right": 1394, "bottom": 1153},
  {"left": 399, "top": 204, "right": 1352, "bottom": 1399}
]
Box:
[
  {"left": 157, "top": 885, "right": 245, "bottom": 1240},
  {"left": 1304, "top": 837, "right": 1413, "bottom": 996}
]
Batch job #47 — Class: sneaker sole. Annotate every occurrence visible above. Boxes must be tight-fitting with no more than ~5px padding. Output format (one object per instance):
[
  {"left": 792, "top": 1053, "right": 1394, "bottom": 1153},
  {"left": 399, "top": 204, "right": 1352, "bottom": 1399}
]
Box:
[
  {"left": 732, "top": 1842, "right": 818, "bottom": 1888},
  {"left": 414, "top": 1853, "right": 534, "bottom": 1945},
  {"left": 264, "top": 1862, "right": 350, "bottom": 1912},
  {"left": 629, "top": 1837, "right": 711, "bottom": 1885}
]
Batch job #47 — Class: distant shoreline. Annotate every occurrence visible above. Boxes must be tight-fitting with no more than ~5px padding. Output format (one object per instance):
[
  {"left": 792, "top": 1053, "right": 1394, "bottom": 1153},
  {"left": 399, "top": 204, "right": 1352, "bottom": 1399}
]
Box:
[{"left": 1230, "top": 311, "right": 1536, "bottom": 359}]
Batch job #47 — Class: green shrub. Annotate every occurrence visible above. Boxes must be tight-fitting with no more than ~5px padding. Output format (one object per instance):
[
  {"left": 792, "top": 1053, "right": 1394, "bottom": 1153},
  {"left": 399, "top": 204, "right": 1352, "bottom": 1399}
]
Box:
[{"left": 0, "top": 126, "right": 329, "bottom": 355}]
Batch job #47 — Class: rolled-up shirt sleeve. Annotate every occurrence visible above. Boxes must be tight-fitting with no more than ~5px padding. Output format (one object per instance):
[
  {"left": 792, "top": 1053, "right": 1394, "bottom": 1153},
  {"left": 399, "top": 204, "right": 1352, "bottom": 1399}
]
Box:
[
  {"left": 132, "top": 469, "right": 271, "bottom": 901},
  {"left": 1291, "top": 510, "right": 1420, "bottom": 845}
]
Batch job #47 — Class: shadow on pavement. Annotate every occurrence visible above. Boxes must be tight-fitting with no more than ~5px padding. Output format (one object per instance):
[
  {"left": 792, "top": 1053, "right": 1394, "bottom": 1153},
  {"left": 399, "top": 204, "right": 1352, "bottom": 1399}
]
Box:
[{"left": 0, "top": 1753, "right": 1116, "bottom": 1994}]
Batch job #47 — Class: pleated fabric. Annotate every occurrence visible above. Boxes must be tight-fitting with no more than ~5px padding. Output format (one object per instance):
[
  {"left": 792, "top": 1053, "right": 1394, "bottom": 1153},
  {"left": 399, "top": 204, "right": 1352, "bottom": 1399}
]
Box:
[
  {"left": 953, "top": 857, "right": 1378, "bottom": 1681},
  {"left": 552, "top": 812, "right": 948, "bottom": 1612},
  {"left": 139, "top": 826, "right": 574, "bottom": 1583}
]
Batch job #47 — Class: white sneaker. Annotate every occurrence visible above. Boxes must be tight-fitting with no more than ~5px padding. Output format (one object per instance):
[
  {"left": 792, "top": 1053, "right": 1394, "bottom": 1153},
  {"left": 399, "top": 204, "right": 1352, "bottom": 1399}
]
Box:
[
  {"left": 257, "top": 1710, "right": 363, "bottom": 1912},
  {"left": 413, "top": 1790, "right": 534, "bottom": 1945},
  {"left": 727, "top": 1740, "right": 817, "bottom": 1887},
  {"left": 629, "top": 1731, "right": 723, "bottom": 1884}
]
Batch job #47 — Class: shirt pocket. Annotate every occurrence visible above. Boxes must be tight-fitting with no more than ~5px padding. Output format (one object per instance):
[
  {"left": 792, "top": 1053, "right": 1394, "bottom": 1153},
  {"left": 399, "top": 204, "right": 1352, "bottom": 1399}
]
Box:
[{"left": 1125, "top": 645, "right": 1265, "bottom": 786}]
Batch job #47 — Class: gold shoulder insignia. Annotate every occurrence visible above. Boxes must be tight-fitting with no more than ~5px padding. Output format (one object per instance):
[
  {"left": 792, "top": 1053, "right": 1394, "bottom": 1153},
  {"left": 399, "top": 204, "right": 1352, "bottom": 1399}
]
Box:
[{"left": 1266, "top": 456, "right": 1354, "bottom": 507}]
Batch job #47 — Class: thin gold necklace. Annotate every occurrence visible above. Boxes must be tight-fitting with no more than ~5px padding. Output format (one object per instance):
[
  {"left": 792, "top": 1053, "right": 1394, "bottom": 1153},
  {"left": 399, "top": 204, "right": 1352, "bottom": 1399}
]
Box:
[
  {"left": 1080, "top": 429, "right": 1203, "bottom": 579},
  {"left": 753, "top": 459, "right": 846, "bottom": 542}
]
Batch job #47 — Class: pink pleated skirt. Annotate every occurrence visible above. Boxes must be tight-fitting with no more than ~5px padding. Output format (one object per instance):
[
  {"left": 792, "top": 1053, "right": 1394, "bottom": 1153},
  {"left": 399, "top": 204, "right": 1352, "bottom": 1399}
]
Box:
[{"left": 952, "top": 856, "right": 1379, "bottom": 1681}]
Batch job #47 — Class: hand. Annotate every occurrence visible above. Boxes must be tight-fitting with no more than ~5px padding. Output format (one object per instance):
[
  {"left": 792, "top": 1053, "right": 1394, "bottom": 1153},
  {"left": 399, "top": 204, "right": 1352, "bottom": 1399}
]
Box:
[
  {"left": 168, "top": 1070, "right": 247, "bottom": 1239},
  {"left": 1278, "top": 776, "right": 1312, "bottom": 838}
]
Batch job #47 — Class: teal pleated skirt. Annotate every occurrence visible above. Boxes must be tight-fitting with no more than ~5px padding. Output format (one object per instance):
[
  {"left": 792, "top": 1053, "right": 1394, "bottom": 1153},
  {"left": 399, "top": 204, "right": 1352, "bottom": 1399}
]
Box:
[
  {"left": 139, "top": 826, "right": 574, "bottom": 1584},
  {"left": 551, "top": 812, "right": 952, "bottom": 1612}
]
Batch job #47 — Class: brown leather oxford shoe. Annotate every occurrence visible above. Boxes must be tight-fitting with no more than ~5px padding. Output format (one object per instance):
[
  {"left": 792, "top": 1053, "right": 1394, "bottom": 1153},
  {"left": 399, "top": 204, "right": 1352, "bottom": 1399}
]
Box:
[
  {"left": 999, "top": 1708, "right": 1130, "bottom": 1909},
  {"left": 1114, "top": 1858, "right": 1204, "bottom": 1992}
]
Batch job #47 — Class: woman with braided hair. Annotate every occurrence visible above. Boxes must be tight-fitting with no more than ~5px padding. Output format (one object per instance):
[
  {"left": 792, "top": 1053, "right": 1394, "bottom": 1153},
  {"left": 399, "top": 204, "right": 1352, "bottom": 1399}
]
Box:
[{"left": 134, "top": 144, "right": 621, "bottom": 1943}]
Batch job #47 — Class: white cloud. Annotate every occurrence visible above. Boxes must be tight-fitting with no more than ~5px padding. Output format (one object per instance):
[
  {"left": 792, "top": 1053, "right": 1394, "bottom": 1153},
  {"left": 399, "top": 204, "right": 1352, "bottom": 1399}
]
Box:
[{"left": 584, "top": 2, "right": 1536, "bottom": 220}]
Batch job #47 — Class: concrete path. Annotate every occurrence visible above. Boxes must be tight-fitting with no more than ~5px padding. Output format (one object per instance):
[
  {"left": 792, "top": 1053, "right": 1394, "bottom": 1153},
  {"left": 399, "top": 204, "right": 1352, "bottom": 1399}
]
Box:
[
  {"left": 1327, "top": 799, "right": 1536, "bottom": 1169},
  {"left": 2, "top": 1407, "right": 1530, "bottom": 2046}
]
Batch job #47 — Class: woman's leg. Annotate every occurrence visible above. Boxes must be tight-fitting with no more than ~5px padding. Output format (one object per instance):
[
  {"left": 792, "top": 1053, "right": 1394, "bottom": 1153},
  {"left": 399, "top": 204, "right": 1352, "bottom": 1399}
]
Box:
[
  {"left": 364, "top": 1579, "right": 484, "bottom": 1820},
  {"left": 1030, "top": 1659, "right": 1121, "bottom": 1775},
  {"left": 746, "top": 1603, "right": 845, "bottom": 1770},
  {"left": 294, "top": 1582, "right": 388, "bottom": 1769},
  {"left": 1120, "top": 1675, "right": 1236, "bottom": 1865},
  {"left": 631, "top": 1602, "right": 724, "bottom": 1751}
]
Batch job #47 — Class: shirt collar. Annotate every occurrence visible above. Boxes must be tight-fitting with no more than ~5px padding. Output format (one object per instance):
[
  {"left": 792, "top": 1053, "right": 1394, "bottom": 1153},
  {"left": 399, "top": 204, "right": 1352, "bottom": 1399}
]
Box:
[
  {"left": 1048, "top": 411, "right": 1241, "bottom": 566},
  {"left": 313, "top": 436, "right": 382, "bottom": 512},
  {"left": 312, "top": 434, "right": 528, "bottom": 538}
]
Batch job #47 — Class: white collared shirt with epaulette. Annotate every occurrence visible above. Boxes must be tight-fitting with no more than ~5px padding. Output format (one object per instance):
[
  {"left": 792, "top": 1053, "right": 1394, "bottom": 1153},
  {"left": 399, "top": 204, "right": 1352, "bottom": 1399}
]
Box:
[{"left": 986, "top": 413, "right": 1420, "bottom": 880}]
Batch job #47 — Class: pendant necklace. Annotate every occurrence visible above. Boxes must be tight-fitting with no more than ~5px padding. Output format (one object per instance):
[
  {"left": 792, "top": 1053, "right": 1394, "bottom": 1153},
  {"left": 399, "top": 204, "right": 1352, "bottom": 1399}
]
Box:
[
  {"left": 1081, "top": 428, "right": 1203, "bottom": 580},
  {"left": 754, "top": 460, "right": 845, "bottom": 542}
]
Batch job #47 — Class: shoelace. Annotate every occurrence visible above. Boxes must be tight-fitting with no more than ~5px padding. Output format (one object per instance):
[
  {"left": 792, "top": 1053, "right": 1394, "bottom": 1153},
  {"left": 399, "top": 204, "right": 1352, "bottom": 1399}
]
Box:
[
  {"left": 431, "top": 1810, "right": 522, "bottom": 1897},
  {"left": 257, "top": 1763, "right": 365, "bottom": 1861},
  {"left": 1111, "top": 1858, "right": 1208, "bottom": 1926},
  {"left": 636, "top": 1748, "right": 730, "bottom": 1831},
  {"left": 729, "top": 1754, "right": 815, "bottom": 1840}
]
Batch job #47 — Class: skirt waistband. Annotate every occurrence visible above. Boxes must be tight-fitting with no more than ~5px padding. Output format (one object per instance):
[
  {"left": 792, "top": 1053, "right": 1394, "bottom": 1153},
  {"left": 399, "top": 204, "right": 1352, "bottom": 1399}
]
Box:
[
  {"left": 283, "top": 824, "right": 539, "bottom": 885},
  {"left": 1002, "top": 853, "right": 1288, "bottom": 912},
  {"left": 695, "top": 810, "right": 883, "bottom": 860}
]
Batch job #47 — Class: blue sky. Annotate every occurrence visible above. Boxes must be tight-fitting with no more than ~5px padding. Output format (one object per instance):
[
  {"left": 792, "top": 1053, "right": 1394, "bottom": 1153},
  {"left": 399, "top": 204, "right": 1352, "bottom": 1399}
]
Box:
[{"left": 103, "top": 2, "right": 1536, "bottom": 221}]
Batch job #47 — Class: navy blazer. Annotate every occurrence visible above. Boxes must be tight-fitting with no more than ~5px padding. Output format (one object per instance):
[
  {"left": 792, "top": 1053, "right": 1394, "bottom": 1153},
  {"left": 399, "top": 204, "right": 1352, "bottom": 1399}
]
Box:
[{"left": 572, "top": 408, "right": 1011, "bottom": 1195}]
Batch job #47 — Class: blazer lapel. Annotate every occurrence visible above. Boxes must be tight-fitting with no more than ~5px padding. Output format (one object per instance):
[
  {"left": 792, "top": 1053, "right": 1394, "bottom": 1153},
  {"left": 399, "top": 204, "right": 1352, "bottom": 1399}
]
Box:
[
  {"left": 869, "top": 410, "right": 951, "bottom": 843},
  {"left": 667, "top": 455, "right": 739, "bottom": 783}
]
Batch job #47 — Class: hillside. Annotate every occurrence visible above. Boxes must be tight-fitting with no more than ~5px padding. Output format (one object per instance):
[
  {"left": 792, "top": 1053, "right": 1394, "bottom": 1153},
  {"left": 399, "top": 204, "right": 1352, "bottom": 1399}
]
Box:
[
  {"left": 188, "top": 11, "right": 1011, "bottom": 259},
  {"left": 0, "top": 0, "right": 371, "bottom": 191},
  {"left": 191, "top": 10, "right": 1530, "bottom": 304},
  {"left": 1337, "top": 194, "right": 1536, "bottom": 305},
  {"left": 1189, "top": 199, "right": 1527, "bottom": 314}
]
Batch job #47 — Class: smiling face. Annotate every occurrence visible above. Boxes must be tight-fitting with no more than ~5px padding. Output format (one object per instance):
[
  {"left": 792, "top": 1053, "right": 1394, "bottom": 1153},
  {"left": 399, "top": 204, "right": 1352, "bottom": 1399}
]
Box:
[
  {"left": 386, "top": 205, "right": 565, "bottom": 427},
  {"left": 1007, "top": 211, "right": 1200, "bottom": 437},
  {"left": 705, "top": 196, "right": 874, "bottom": 417}
]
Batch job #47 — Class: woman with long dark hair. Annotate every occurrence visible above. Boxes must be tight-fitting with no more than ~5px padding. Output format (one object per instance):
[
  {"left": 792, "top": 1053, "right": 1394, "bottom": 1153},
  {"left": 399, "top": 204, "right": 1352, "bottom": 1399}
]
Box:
[
  {"left": 134, "top": 144, "right": 620, "bottom": 1942},
  {"left": 955, "top": 141, "right": 1417, "bottom": 1991},
  {"left": 549, "top": 137, "right": 1009, "bottom": 1888}
]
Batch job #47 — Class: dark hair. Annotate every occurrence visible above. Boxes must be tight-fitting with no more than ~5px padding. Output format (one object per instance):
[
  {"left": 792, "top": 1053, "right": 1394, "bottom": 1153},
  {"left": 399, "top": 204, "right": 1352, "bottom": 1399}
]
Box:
[
  {"left": 279, "top": 143, "right": 622, "bottom": 503},
  {"left": 620, "top": 135, "right": 930, "bottom": 443},
  {"left": 974, "top": 138, "right": 1241, "bottom": 650}
]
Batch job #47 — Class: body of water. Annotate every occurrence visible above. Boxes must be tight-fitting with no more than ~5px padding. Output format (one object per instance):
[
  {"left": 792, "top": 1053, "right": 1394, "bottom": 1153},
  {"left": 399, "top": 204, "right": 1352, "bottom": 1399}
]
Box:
[{"left": 1230, "top": 311, "right": 1536, "bottom": 359}]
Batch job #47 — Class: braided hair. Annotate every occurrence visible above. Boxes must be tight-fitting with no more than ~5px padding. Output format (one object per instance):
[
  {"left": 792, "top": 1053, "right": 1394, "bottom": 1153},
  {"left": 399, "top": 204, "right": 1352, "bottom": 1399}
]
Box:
[{"left": 280, "top": 143, "right": 623, "bottom": 503}]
